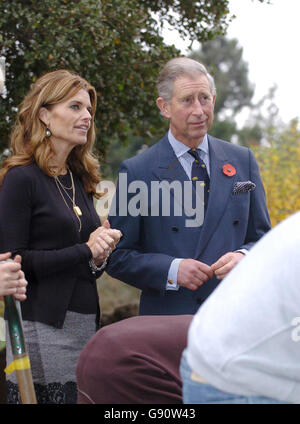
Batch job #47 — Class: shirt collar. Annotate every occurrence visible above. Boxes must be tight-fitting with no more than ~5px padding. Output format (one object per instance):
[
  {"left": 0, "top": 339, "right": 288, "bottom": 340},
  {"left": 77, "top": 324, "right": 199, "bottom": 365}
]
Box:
[{"left": 168, "top": 129, "right": 209, "bottom": 159}]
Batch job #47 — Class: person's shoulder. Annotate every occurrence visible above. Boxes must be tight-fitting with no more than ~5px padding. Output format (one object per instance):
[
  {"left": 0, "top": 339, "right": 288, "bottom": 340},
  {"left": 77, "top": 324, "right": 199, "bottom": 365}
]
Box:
[
  {"left": 5, "top": 162, "right": 41, "bottom": 179},
  {"left": 208, "top": 135, "right": 249, "bottom": 154},
  {"left": 121, "top": 136, "right": 165, "bottom": 168},
  {"left": 4, "top": 164, "right": 48, "bottom": 190},
  {"left": 208, "top": 135, "right": 254, "bottom": 166}
]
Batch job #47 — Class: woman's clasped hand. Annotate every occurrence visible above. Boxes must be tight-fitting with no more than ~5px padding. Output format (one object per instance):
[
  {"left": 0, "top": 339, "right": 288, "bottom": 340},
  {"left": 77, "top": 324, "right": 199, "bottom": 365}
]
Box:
[{"left": 86, "top": 219, "right": 122, "bottom": 264}]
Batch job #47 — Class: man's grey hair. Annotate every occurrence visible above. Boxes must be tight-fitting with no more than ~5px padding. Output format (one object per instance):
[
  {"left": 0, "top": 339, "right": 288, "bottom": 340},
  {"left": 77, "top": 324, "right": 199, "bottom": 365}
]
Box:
[{"left": 157, "top": 57, "right": 216, "bottom": 102}]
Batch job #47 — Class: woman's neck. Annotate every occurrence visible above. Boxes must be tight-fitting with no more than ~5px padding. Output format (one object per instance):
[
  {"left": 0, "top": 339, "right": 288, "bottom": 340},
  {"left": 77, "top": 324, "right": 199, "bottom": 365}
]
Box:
[
  {"left": 49, "top": 165, "right": 68, "bottom": 175},
  {"left": 49, "top": 150, "right": 70, "bottom": 175},
  {"left": 49, "top": 141, "right": 75, "bottom": 175}
]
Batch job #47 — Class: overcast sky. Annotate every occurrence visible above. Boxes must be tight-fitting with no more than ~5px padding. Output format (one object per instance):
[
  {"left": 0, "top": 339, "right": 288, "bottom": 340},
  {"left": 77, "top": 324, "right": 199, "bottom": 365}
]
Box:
[{"left": 163, "top": 0, "right": 300, "bottom": 126}]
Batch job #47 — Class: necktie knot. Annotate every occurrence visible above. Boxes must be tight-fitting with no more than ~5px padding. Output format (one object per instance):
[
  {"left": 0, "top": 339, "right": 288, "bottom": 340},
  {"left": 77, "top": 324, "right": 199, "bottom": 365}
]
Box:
[{"left": 188, "top": 148, "right": 200, "bottom": 161}]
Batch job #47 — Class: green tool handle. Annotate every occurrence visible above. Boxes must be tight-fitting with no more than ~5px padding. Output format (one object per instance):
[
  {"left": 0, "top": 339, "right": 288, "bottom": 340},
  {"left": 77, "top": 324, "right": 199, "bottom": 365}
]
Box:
[
  {"left": 4, "top": 295, "right": 37, "bottom": 404},
  {"left": 4, "top": 295, "right": 25, "bottom": 355}
]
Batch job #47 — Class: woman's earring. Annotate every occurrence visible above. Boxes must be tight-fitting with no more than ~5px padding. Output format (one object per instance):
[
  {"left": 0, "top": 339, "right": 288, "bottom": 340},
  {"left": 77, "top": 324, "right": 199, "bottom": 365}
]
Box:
[{"left": 45, "top": 127, "right": 52, "bottom": 138}]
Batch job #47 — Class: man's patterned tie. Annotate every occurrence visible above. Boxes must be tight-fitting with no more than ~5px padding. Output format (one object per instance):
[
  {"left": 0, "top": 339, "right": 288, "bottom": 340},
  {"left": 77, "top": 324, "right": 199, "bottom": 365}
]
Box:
[{"left": 188, "top": 148, "right": 210, "bottom": 212}]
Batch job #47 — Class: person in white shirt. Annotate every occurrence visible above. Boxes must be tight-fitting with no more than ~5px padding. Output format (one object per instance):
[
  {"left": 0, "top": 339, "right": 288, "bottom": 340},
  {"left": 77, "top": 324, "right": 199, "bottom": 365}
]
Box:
[{"left": 180, "top": 211, "right": 300, "bottom": 404}]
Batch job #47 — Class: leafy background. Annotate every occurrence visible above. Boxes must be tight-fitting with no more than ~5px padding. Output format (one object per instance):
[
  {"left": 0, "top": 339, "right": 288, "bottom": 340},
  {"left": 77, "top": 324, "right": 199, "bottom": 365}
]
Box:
[{"left": 1, "top": 0, "right": 299, "bottom": 403}]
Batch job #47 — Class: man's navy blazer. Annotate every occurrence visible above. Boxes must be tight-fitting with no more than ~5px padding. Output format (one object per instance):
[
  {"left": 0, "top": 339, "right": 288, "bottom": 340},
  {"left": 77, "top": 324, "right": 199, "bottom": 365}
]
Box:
[{"left": 106, "top": 134, "right": 271, "bottom": 315}]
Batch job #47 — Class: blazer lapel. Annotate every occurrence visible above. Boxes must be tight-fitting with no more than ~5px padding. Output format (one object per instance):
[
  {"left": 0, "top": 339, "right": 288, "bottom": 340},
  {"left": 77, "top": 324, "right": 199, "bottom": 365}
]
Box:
[
  {"left": 152, "top": 135, "right": 189, "bottom": 206},
  {"left": 152, "top": 135, "right": 188, "bottom": 181},
  {"left": 151, "top": 134, "right": 238, "bottom": 258},
  {"left": 195, "top": 136, "right": 238, "bottom": 258}
]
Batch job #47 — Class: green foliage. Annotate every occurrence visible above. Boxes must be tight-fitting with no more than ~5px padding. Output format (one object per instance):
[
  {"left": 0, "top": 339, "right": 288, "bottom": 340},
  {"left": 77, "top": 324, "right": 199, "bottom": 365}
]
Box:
[
  {"left": 189, "top": 33, "right": 281, "bottom": 147},
  {"left": 101, "top": 136, "right": 149, "bottom": 180},
  {"left": 190, "top": 36, "right": 255, "bottom": 142},
  {"left": 141, "top": 0, "right": 231, "bottom": 42},
  {"left": 190, "top": 36, "right": 254, "bottom": 117},
  {"left": 237, "top": 85, "right": 280, "bottom": 147},
  {"left": 97, "top": 272, "right": 140, "bottom": 316},
  {"left": 237, "top": 124, "right": 264, "bottom": 147},
  {"left": 210, "top": 119, "right": 237, "bottom": 143},
  {"left": 101, "top": 124, "right": 168, "bottom": 179},
  {"left": 253, "top": 120, "right": 300, "bottom": 226},
  {"left": 0, "top": 0, "right": 234, "bottom": 155}
]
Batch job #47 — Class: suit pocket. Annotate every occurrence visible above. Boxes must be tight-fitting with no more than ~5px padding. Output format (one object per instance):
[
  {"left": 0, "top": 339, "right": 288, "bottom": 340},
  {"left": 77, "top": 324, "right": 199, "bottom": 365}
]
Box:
[{"left": 229, "top": 192, "right": 250, "bottom": 224}]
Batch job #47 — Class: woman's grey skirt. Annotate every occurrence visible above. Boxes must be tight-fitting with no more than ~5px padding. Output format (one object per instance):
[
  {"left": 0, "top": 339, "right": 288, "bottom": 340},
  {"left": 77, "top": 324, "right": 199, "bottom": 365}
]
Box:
[{"left": 5, "top": 311, "right": 97, "bottom": 404}]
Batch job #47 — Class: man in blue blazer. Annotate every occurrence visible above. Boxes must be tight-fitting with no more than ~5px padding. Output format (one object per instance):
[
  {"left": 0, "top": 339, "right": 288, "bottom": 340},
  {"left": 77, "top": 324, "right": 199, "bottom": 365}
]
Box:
[{"left": 106, "top": 57, "right": 270, "bottom": 315}]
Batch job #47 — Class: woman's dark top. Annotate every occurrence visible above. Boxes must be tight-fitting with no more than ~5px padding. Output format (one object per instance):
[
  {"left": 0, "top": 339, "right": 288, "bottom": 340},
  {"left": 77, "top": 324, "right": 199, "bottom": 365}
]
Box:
[{"left": 0, "top": 163, "right": 102, "bottom": 328}]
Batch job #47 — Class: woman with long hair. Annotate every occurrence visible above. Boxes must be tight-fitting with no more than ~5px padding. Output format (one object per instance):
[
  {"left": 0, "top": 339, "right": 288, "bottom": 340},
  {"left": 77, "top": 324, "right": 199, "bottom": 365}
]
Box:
[{"left": 0, "top": 69, "right": 121, "bottom": 403}]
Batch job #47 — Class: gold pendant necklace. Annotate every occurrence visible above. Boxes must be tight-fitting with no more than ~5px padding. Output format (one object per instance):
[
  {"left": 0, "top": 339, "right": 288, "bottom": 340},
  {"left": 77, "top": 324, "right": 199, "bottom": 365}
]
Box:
[
  {"left": 73, "top": 205, "right": 82, "bottom": 217},
  {"left": 54, "top": 168, "right": 82, "bottom": 231}
]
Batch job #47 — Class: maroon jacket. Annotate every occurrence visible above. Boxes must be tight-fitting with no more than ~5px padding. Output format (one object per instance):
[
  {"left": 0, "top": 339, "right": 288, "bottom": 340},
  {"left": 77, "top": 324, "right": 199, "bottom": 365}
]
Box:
[{"left": 76, "top": 314, "right": 193, "bottom": 404}]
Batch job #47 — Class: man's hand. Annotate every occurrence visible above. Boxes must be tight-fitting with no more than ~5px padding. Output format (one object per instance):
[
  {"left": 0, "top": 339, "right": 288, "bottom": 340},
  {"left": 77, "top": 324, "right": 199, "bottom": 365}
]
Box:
[
  {"left": 211, "top": 252, "right": 245, "bottom": 280},
  {"left": 177, "top": 259, "right": 214, "bottom": 291}
]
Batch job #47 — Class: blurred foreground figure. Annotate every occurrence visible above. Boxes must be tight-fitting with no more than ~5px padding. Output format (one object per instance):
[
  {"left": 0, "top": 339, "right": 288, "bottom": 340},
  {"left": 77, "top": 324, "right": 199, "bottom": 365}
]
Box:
[
  {"left": 181, "top": 211, "right": 300, "bottom": 404},
  {"left": 76, "top": 315, "right": 192, "bottom": 404}
]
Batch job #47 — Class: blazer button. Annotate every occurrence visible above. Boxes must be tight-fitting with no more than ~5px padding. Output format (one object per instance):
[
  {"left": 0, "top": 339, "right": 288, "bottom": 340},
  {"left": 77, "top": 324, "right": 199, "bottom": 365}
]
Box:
[
  {"left": 172, "top": 226, "right": 179, "bottom": 232},
  {"left": 233, "top": 220, "right": 239, "bottom": 226},
  {"left": 196, "top": 298, "right": 203, "bottom": 305}
]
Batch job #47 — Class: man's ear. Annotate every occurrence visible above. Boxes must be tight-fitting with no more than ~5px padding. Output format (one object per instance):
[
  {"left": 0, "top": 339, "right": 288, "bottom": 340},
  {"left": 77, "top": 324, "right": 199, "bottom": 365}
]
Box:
[
  {"left": 38, "top": 107, "right": 50, "bottom": 126},
  {"left": 212, "top": 93, "right": 216, "bottom": 108},
  {"left": 156, "top": 97, "right": 170, "bottom": 119}
]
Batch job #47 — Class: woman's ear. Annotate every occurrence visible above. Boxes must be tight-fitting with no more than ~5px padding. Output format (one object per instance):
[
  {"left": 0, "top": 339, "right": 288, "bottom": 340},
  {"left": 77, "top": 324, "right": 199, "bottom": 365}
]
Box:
[{"left": 38, "top": 107, "right": 50, "bottom": 126}]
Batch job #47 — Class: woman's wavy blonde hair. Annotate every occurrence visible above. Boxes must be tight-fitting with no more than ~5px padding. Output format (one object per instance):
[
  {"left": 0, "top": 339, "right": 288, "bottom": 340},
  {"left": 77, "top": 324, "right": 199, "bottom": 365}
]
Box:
[{"left": 0, "top": 69, "right": 101, "bottom": 197}]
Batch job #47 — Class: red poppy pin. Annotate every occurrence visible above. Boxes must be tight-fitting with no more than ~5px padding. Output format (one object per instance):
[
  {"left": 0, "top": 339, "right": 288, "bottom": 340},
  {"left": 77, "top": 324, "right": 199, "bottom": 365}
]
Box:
[{"left": 222, "top": 163, "right": 236, "bottom": 177}]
